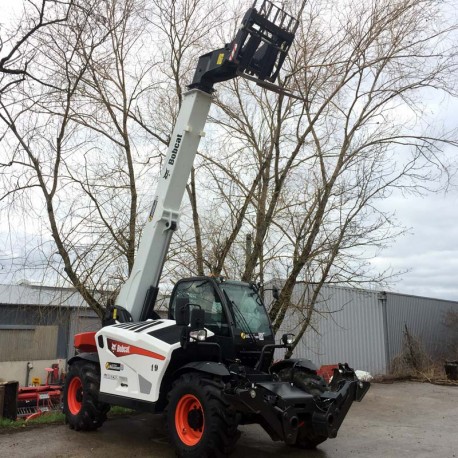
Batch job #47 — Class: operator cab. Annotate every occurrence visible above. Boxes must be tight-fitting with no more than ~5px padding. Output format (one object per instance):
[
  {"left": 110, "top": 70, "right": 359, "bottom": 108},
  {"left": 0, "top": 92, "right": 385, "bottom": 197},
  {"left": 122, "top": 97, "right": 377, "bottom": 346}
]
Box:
[{"left": 169, "top": 276, "right": 275, "bottom": 370}]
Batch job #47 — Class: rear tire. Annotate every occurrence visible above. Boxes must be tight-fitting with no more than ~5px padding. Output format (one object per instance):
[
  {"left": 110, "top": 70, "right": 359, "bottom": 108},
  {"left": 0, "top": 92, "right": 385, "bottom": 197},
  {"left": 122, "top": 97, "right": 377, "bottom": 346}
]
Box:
[
  {"left": 165, "top": 372, "right": 240, "bottom": 457},
  {"left": 63, "top": 360, "right": 110, "bottom": 431}
]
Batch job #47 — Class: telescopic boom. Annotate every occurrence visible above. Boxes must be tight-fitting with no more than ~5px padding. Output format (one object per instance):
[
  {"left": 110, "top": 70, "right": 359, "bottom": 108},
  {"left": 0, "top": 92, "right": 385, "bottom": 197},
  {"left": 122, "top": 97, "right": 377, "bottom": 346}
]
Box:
[{"left": 115, "top": 1, "right": 299, "bottom": 322}]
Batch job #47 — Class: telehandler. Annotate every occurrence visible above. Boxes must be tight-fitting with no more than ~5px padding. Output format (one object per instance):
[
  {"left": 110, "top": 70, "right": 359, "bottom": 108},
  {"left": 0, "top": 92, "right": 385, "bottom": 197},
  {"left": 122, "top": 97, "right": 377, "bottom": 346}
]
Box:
[{"left": 64, "top": 2, "right": 370, "bottom": 456}]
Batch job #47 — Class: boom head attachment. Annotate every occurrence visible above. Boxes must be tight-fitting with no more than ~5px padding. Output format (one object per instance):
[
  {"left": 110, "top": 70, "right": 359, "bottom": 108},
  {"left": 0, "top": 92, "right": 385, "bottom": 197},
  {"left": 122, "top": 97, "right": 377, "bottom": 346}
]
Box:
[
  {"left": 232, "top": 0, "right": 298, "bottom": 82},
  {"left": 189, "top": 0, "right": 299, "bottom": 93}
]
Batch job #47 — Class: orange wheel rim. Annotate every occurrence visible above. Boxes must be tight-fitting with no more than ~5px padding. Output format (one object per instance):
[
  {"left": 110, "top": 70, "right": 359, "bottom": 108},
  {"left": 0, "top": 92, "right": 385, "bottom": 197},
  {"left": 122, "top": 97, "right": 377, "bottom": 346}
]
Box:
[
  {"left": 68, "top": 376, "right": 83, "bottom": 415},
  {"left": 175, "top": 394, "right": 204, "bottom": 446}
]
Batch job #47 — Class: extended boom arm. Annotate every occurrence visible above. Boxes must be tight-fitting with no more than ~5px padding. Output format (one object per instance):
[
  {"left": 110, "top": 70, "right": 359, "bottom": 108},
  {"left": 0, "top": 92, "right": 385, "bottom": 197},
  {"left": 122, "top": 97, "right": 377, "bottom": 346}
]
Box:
[{"left": 115, "top": 1, "right": 299, "bottom": 322}]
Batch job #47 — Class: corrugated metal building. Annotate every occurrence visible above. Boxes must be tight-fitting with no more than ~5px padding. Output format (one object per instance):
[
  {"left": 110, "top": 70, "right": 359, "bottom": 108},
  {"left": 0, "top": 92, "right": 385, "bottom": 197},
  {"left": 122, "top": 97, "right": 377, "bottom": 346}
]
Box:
[
  {"left": 271, "top": 284, "right": 458, "bottom": 375},
  {"left": 0, "top": 283, "right": 101, "bottom": 384},
  {"left": 2, "top": 282, "right": 456, "bottom": 381}
]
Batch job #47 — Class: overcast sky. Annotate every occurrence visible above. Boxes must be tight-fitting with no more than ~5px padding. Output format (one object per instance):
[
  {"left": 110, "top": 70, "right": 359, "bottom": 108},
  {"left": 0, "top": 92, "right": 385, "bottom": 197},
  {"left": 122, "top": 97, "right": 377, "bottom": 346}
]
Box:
[
  {"left": 372, "top": 189, "right": 458, "bottom": 300},
  {"left": 1, "top": 1, "right": 458, "bottom": 301}
]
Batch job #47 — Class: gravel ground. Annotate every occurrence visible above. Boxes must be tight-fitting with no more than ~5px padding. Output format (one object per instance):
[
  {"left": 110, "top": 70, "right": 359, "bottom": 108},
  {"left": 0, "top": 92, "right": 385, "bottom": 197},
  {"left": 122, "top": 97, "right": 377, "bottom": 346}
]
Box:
[{"left": 1, "top": 382, "right": 457, "bottom": 458}]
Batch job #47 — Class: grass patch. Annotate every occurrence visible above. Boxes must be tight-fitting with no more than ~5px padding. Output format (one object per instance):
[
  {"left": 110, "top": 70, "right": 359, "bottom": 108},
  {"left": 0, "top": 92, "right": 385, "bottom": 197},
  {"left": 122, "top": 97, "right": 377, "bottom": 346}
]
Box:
[
  {"left": 0, "top": 411, "right": 65, "bottom": 429},
  {"left": 26, "top": 411, "right": 65, "bottom": 424},
  {"left": 0, "top": 405, "right": 136, "bottom": 430},
  {"left": 0, "top": 417, "right": 20, "bottom": 428},
  {"left": 107, "top": 406, "right": 135, "bottom": 417}
]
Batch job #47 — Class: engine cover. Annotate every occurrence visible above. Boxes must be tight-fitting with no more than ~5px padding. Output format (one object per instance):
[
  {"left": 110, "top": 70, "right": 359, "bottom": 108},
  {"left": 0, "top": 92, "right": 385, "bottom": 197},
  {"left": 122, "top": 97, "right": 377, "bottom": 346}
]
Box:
[{"left": 97, "top": 319, "right": 190, "bottom": 402}]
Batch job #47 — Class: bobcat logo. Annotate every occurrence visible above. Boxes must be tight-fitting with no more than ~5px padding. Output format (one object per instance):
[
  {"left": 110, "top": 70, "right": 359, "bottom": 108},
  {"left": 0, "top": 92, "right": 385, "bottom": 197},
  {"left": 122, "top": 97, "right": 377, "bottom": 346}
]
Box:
[{"left": 108, "top": 339, "right": 131, "bottom": 356}]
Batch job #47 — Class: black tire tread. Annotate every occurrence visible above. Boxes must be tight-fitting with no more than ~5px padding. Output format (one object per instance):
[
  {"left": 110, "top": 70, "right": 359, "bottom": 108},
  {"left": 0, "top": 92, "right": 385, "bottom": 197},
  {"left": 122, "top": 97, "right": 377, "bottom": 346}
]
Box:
[
  {"left": 64, "top": 360, "right": 110, "bottom": 431},
  {"left": 165, "top": 372, "right": 240, "bottom": 458}
]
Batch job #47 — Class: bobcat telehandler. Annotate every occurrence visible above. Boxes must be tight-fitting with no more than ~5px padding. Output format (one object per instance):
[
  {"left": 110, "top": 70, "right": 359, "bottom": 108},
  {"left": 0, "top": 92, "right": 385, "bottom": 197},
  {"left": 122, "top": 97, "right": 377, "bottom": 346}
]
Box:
[{"left": 63, "top": 2, "right": 370, "bottom": 456}]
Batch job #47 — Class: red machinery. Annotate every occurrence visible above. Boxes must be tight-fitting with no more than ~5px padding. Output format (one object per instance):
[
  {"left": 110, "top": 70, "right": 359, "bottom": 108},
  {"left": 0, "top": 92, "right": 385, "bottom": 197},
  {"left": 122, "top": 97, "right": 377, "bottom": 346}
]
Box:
[
  {"left": 17, "top": 384, "right": 62, "bottom": 421},
  {"left": 15, "top": 365, "right": 63, "bottom": 421}
]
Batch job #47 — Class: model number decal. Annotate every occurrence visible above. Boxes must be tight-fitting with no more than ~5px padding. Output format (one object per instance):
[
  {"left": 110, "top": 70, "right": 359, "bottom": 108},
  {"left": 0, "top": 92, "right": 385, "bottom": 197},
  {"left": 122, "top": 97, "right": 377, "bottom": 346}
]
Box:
[
  {"left": 103, "top": 373, "right": 118, "bottom": 380},
  {"left": 107, "top": 338, "right": 166, "bottom": 360}
]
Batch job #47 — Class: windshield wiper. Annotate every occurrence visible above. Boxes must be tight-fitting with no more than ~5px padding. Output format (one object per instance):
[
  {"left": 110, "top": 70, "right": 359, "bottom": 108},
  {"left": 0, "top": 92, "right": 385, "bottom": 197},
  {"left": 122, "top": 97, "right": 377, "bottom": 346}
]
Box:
[
  {"left": 223, "top": 289, "right": 257, "bottom": 343},
  {"left": 249, "top": 282, "right": 264, "bottom": 306}
]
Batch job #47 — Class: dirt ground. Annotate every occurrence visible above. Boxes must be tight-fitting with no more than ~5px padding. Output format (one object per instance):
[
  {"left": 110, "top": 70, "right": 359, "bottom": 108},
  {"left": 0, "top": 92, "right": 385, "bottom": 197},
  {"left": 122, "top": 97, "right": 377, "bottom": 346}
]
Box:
[{"left": 1, "top": 382, "right": 457, "bottom": 458}]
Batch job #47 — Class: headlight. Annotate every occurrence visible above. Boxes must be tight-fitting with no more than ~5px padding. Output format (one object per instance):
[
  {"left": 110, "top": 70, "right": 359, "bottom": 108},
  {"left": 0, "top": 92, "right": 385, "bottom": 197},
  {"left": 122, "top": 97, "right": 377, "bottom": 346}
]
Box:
[
  {"left": 189, "top": 329, "right": 207, "bottom": 342},
  {"left": 282, "top": 333, "right": 294, "bottom": 345}
]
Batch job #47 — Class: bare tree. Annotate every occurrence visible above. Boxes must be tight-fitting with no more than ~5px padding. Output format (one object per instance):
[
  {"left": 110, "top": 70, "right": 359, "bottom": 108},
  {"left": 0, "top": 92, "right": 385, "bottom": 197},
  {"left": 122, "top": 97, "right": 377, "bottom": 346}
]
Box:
[
  {"left": 180, "top": 0, "right": 458, "bottom": 349},
  {"left": 0, "top": 0, "right": 225, "bottom": 317},
  {"left": 0, "top": 0, "right": 73, "bottom": 94},
  {"left": 0, "top": 0, "right": 119, "bottom": 316},
  {"left": 0, "top": 0, "right": 163, "bottom": 316},
  {"left": 1, "top": 0, "right": 457, "bottom": 346}
]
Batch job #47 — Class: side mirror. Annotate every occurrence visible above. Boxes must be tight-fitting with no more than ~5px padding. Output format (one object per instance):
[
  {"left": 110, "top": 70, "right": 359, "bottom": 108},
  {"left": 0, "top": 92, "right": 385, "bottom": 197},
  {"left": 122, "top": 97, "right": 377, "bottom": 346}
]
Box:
[
  {"left": 175, "top": 296, "right": 190, "bottom": 326},
  {"left": 189, "top": 308, "right": 207, "bottom": 343},
  {"left": 190, "top": 308, "right": 205, "bottom": 330},
  {"left": 180, "top": 306, "right": 207, "bottom": 348}
]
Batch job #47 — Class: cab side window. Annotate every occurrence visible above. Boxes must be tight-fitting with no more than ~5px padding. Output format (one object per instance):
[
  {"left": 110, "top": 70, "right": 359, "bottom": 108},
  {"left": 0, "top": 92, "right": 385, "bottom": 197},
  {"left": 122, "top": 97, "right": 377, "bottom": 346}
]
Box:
[{"left": 170, "top": 281, "right": 228, "bottom": 336}]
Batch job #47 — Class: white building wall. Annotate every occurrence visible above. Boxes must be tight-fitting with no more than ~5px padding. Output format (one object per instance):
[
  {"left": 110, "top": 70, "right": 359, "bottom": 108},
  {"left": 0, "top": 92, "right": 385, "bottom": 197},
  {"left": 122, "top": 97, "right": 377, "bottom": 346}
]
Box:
[{"left": 0, "top": 359, "right": 66, "bottom": 386}]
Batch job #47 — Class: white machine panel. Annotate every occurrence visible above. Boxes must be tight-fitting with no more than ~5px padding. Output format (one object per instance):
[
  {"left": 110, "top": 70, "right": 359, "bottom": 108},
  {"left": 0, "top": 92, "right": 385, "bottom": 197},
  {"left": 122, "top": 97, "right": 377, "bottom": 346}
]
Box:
[
  {"left": 97, "top": 320, "right": 181, "bottom": 402},
  {"left": 97, "top": 319, "right": 214, "bottom": 402}
]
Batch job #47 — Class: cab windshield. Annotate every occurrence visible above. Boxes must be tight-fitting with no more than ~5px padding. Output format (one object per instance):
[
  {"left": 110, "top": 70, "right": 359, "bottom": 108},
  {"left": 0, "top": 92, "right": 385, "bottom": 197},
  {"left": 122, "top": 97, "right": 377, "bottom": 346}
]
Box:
[{"left": 220, "top": 283, "right": 272, "bottom": 337}]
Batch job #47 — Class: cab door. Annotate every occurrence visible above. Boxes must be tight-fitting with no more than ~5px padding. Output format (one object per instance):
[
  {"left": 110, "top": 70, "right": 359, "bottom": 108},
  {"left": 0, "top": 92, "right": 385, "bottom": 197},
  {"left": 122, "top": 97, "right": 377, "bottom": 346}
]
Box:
[{"left": 169, "top": 278, "right": 235, "bottom": 359}]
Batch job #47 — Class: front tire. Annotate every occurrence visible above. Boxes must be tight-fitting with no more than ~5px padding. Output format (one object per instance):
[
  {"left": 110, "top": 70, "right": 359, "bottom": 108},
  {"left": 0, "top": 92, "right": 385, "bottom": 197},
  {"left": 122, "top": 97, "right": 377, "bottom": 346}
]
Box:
[
  {"left": 63, "top": 360, "right": 110, "bottom": 431},
  {"left": 165, "top": 373, "right": 240, "bottom": 457}
]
